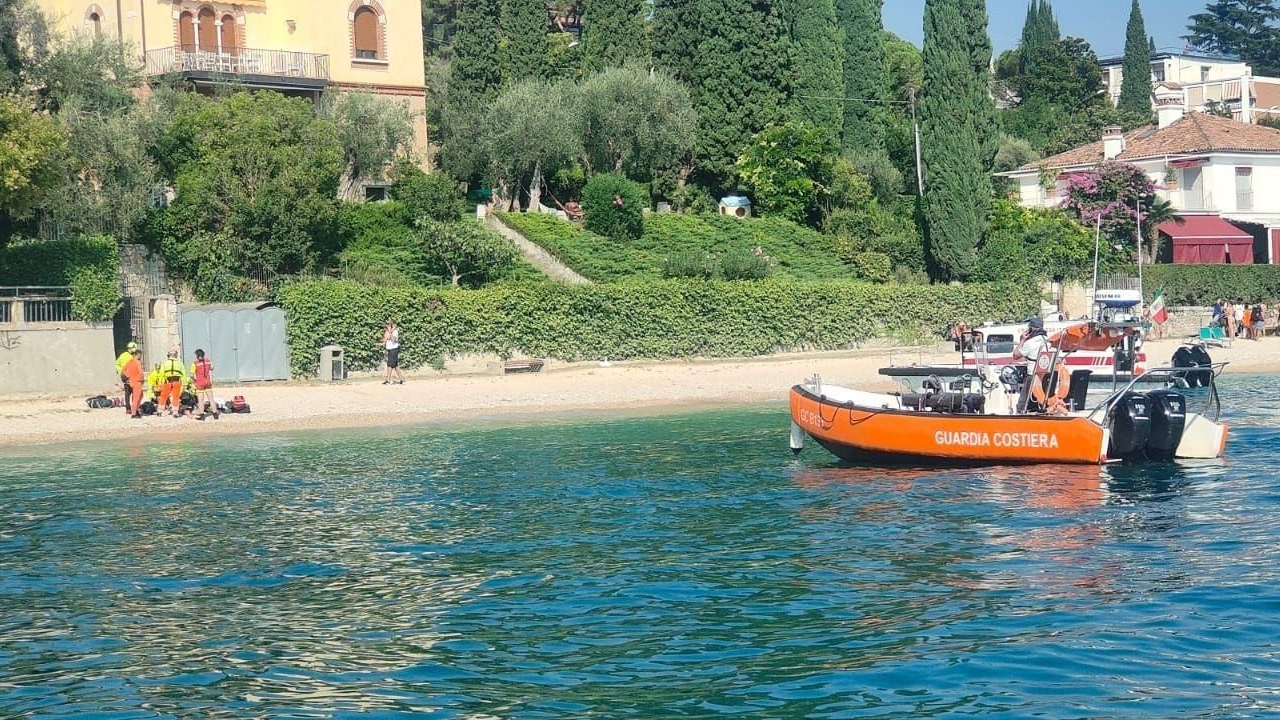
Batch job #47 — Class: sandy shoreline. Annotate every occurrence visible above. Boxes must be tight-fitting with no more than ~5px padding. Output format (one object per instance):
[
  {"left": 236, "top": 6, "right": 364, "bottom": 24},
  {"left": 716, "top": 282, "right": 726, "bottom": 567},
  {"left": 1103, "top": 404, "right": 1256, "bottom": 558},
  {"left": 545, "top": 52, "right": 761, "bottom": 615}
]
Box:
[{"left": 2, "top": 337, "right": 1276, "bottom": 450}]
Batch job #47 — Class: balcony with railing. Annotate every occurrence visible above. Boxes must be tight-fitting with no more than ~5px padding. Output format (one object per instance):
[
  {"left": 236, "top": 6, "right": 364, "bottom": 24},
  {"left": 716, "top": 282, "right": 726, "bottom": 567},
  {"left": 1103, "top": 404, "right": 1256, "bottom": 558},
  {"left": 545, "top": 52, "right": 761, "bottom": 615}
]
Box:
[{"left": 145, "top": 47, "right": 330, "bottom": 92}]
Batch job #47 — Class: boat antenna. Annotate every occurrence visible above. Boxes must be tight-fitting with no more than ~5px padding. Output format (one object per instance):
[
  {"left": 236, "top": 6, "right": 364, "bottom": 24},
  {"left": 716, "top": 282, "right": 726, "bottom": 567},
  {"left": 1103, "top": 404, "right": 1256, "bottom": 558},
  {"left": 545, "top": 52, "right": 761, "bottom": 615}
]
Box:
[{"left": 1090, "top": 213, "right": 1102, "bottom": 322}]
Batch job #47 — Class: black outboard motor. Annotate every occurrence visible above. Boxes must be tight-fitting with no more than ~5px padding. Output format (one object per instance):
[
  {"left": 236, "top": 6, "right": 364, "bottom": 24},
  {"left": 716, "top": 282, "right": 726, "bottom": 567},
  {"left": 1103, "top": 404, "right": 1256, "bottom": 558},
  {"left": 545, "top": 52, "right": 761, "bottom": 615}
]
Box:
[
  {"left": 1107, "top": 391, "right": 1152, "bottom": 460},
  {"left": 1172, "top": 345, "right": 1213, "bottom": 387},
  {"left": 1187, "top": 345, "right": 1213, "bottom": 387},
  {"left": 1144, "top": 389, "right": 1187, "bottom": 461}
]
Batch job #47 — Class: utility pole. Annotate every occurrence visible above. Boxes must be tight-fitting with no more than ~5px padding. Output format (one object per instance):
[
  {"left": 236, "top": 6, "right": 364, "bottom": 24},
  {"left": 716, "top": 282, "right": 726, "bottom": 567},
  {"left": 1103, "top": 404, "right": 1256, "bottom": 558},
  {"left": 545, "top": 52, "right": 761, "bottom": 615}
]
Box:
[{"left": 910, "top": 87, "right": 924, "bottom": 195}]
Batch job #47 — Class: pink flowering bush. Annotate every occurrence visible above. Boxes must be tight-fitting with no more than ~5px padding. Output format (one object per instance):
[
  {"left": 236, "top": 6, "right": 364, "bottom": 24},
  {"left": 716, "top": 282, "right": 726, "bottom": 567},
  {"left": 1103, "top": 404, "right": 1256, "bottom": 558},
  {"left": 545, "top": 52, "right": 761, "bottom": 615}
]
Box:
[{"left": 1061, "top": 161, "right": 1178, "bottom": 262}]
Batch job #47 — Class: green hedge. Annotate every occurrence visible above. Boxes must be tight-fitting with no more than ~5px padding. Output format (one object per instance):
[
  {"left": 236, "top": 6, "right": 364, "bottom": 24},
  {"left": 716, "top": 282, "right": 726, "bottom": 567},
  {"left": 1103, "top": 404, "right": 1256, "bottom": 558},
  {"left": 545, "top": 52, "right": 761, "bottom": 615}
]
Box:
[
  {"left": 276, "top": 278, "right": 1038, "bottom": 377},
  {"left": 0, "top": 236, "right": 121, "bottom": 321},
  {"left": 1137, "top": 264, "right": 1280, "bottom": 305}
]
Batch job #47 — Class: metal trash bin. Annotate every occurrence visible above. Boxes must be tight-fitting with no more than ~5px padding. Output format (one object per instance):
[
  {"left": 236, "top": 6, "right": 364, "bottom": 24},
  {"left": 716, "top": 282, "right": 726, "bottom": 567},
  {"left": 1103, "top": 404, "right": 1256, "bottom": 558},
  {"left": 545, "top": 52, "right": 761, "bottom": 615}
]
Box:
[{"left": 319, "top": 345, "right": 344, "bottom": 381}]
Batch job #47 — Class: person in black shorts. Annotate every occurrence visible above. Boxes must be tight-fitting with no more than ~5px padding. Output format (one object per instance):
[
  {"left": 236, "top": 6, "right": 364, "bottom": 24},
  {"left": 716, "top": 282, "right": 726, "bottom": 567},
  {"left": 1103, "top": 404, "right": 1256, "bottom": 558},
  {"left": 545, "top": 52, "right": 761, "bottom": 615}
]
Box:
[{"left": 382, "top": 320, "right": 405, "bottom": 385}]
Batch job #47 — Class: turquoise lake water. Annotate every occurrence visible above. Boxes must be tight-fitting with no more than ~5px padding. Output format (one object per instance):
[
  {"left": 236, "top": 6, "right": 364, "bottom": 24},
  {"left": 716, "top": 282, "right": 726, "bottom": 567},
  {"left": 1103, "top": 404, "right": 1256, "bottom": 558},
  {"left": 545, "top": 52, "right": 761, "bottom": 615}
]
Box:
[{"left": 3, "top": 375, "right": 1280, "bottom": 718}]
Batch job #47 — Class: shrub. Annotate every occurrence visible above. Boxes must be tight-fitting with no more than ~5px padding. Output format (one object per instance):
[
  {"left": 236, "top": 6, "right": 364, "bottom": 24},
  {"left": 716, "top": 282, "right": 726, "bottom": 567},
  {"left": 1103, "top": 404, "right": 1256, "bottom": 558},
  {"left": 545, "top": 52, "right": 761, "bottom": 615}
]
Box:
[
  {"left": 717, "top": 248, "right": 772, "bottom": 280},
  {"left": 663, "top": 250, "right": 714, "bottom": 279},
  {"left": 392, "top": 163, "right": 466, "bottom": 222},
  {"left": 850, "top": 252, "right": 891, "bottom": 283},
  {"left": 1138, "top": 265, "right": 1280, "bottom": 306},
  {"left": 68, "top": 267, "right": 123, "bottom": 321},
  {"left": 338, "top": 200, "right": 414, "bottom": 249},
  {"left": 582, "top": 173, "right": 647, "bottom": 240},
  {"left": 0, "top": 235, "right": 122, "bottom": 321}
]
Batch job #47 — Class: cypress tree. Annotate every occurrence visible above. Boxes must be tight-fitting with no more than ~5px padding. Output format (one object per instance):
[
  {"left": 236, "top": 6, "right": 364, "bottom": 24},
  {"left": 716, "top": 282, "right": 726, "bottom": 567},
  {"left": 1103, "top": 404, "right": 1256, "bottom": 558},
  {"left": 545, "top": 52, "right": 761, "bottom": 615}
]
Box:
[
  {"left": 920, "top": 0, "right": 992, "bottom": 280},
  {"left": 448, "top": 0, "right": 504, "bottom": 106},
  {"left": 652, "top": 0, "right": 788, "bottom": 188},
  {"left": 960, "top": 0, "right": 997, "bottom": 169},
  {"left": 785, "top": 0, "right": 844, "bottom": 141},
  {"left": 652, "top": 0, "right": 701, "bottom": 91},
  {"left": 1118, "top": 0, "right": 1151, "bottom": 114},
  {"left": 1038, "top": 0, "right": 1060, "bottom": 43},
  {"left": 836, "top": 0, "right": 886, "bottom": 152},
  {"left": 1018, "top": 0, "right": 1059, "bottom": 73},
  {"left": 502, "top": 0, "right": 550, "bottom": 81},
  {"left": 582, "top": 0, "right": 650, "bottom": 72}
]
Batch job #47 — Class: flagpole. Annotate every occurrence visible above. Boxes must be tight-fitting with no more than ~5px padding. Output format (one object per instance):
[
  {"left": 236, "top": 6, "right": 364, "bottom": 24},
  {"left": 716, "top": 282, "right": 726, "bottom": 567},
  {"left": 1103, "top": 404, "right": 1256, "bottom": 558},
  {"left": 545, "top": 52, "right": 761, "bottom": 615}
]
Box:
[
  {"left": 1135, "top": 197, "right": 1145, "bottom": 314},
  {"left": 1091, "top": 213, "right": 1102, "bottom": 321}
]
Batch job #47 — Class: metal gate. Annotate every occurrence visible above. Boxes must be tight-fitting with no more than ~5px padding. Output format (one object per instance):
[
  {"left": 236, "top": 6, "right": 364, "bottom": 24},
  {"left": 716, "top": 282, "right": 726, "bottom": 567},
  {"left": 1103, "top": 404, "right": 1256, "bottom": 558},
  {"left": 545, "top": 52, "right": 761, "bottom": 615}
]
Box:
[{"left": 179, "top": 302, "right": 289, "bottom": 382}]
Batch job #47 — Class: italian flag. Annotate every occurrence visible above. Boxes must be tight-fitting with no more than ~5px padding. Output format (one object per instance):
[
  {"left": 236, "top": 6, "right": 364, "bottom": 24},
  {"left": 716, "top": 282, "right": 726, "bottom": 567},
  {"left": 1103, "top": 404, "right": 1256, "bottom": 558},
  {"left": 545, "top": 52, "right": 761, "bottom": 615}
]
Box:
[{"left": 1150, "top": 289, "right": 1168, "bottom": 325}]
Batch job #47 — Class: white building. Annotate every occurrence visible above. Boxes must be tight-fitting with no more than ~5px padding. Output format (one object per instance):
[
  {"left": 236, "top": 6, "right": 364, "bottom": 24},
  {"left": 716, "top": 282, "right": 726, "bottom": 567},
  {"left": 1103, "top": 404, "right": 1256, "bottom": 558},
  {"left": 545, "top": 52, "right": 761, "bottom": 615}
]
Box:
[
  {"left": 1100, "top": 51, "right": 1280, "bottom": 123},
  {"left": 998, "top": 87, "right": 1280, "bottom": 263}
]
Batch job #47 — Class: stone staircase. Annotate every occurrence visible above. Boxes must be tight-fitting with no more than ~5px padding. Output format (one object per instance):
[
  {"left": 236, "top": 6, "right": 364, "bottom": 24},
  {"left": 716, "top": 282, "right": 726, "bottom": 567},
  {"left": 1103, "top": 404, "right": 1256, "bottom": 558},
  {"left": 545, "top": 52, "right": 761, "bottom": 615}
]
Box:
[{"left": 486, "top": 215, "right": 591, "bottom": 285}]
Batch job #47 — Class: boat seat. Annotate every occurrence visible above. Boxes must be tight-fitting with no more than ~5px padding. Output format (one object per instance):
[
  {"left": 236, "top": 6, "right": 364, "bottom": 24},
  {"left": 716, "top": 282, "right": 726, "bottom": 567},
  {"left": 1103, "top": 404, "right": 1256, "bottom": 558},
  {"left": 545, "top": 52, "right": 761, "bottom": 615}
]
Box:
[
  {"left": 1066, "top": 369, "right": 1092, "bottom": 411},
  {"left": 896, "top": 391, "right": 985, "bottom": 414}
]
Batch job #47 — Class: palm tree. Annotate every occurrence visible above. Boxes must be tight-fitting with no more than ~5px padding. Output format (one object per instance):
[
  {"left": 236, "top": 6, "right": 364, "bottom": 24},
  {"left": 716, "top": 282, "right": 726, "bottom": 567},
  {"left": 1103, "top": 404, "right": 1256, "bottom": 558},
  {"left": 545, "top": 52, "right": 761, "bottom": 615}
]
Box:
[{"left": 1136, "top": 192, "right": 1180, "bottom": 264}]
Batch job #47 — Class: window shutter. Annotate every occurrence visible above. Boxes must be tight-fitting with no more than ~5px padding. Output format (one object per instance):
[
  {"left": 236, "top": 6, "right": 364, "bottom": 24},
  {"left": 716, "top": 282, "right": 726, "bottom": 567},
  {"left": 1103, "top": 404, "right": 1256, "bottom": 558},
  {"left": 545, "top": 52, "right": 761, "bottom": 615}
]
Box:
[{"left": 353, "top": 8, "right": 378, "bottom": 58}]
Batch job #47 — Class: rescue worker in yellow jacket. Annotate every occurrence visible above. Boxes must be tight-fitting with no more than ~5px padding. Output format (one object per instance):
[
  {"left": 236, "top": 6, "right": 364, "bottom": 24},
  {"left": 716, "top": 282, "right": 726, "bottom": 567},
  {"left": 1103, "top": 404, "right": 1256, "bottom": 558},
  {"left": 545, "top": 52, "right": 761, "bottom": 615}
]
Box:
[
  {"left": 114, "top": 341, "right": 139, "bottom": 412},
  {"left": 157, "top": 349, "right": 187, "bottom": 417},
  {"left": 147, "top": 364, "right": 164, "bottom": 402}
]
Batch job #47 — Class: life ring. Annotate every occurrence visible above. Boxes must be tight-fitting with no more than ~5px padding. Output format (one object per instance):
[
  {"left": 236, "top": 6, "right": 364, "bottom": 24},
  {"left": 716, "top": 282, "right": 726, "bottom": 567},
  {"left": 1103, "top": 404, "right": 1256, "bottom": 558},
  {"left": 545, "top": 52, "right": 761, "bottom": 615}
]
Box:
[{"left": 1031, "top": 362, "right": 1070, "bottom": 414}]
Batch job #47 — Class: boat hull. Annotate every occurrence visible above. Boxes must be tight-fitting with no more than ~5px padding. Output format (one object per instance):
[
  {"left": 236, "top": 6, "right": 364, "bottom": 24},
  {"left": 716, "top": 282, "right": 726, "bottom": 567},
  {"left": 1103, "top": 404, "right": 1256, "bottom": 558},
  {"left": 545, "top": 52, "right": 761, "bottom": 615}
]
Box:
[{"left": 790, "top": 385, "right": 1109, "bottom": 465}]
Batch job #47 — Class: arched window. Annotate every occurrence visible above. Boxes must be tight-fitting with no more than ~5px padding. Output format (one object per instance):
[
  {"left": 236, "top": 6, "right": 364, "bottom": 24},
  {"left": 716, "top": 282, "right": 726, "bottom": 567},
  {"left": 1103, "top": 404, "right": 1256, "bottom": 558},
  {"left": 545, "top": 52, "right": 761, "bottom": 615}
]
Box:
[
  {"left": 197, "top": 8, "right": 217, "bottom": 52},
  {"left": 88, "top": 12, "right": 101, "bottom": 36},
  {"left": 220, "top": 14, "right": 237, "bottom": 55},
  {"left": 353, "top": 6, "right": 378, "bottom": 59},
  {"left": 178, "top": 11, "right": 195, "bottom": 52}
]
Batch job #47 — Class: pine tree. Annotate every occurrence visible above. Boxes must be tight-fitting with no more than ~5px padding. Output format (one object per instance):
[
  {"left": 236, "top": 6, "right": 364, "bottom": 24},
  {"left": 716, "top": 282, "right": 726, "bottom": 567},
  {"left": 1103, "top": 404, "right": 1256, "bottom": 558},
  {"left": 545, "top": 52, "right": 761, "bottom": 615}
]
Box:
[
  {"left": 502, "top": 0, "right": 549, "bottom": 81},
  {"left": 784, "top": 0, "right": 843, "bottom": 141},
  {"left": 920, "top": 0, "right": 992, "bottom": 280},
  {"left": 582, "top": 0, "right": 650, "bottom": 72},
  {"left": 1184, "top": 1, "right": 1280, "bottom": 77},
  {"left": 1118, "top": 0, "right": 1151, "bottom": 114},
  {"left": 1038, "top": 0, "right": 1060, "bottom": 42},
  {"left": 836, "top": 0, "right": 886, "bottom": 152}
]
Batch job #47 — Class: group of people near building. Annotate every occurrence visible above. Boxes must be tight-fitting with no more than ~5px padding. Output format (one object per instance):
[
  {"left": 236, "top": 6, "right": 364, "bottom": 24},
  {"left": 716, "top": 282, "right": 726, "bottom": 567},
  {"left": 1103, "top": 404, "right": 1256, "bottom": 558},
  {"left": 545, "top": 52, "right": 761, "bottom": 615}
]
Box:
[
  {"left": 113, "top": 344, "right": 218, "bottom": 420},
  {"left": 1212, "top": 299, "right": 1274, "bottom": 341}
]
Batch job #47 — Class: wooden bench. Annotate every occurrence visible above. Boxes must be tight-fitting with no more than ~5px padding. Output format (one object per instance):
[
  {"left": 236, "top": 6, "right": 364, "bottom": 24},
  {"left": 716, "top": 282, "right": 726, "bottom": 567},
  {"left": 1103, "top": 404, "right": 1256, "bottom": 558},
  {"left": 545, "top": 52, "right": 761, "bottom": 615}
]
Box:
[{"left": 502, "top": 359, "right": 544, "bottom": 374}]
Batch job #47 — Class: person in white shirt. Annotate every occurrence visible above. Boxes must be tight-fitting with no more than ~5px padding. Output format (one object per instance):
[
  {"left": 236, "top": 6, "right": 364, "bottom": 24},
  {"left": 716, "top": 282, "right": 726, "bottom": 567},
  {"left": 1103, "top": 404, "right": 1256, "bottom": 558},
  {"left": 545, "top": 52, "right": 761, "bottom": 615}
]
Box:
[
  {"left": 381, "top": 320, "right": 405, "bottom": 385},
  {"left": 1012, "top": 317, "right": 1050, "bottom": 371}
]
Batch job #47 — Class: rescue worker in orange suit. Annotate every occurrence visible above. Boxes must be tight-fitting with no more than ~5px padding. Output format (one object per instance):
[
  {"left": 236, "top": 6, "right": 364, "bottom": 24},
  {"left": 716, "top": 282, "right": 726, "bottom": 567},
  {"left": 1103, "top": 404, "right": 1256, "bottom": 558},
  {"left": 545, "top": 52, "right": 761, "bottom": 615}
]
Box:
[
  {"left": 115, "top": 341, "right": 139, "bottom": 412},
  {"left": 121, "top": 348, "right": 145, "bottom": 419},
  {"left": 157, "top": 349, "right": 187, "bottom": 417}
]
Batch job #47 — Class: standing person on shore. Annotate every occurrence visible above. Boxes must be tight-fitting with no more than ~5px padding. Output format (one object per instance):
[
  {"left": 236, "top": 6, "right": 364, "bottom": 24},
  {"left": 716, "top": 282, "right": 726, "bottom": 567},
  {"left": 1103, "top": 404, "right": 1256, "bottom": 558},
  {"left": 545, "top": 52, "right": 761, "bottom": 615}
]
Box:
[
  {"left": 121, "top": 348, "right": 144, "bottom": 419},
  {"left": 191, "top": 348, "right": 219, "bottom": 420},
  {"left": 114, "top": 341, "right": 139, "bottom": 413},
  {"left": 382, "top": 320, "right": 405, "bottom": 385}
]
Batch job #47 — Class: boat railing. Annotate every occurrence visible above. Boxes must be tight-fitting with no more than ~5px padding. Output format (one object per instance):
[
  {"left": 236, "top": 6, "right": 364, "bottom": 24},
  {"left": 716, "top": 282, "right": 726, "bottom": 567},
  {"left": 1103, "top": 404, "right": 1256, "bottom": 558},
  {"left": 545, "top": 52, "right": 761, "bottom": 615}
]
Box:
[{"left": 1086, "top": 361, "right": 1228, "bottom": 425}]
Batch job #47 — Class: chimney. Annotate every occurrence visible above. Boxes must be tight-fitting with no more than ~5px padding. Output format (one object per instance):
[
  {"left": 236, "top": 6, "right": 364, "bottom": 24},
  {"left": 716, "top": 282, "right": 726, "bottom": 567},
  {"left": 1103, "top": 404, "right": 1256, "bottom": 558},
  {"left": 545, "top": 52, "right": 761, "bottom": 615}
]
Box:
[
  {"left": 1102, "top": 126, "right": 1125, "bottom": 160},
  {"left": 1154, "top": 84, "right": 1186, "bottom": 129}
]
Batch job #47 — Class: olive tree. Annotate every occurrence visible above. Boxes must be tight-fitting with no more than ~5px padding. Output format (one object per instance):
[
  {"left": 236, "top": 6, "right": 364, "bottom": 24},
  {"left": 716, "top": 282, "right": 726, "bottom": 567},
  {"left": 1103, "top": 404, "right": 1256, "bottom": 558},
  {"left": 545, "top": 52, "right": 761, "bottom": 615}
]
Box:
[
  {"left": 481, "top": 79, "right": 581, "bottom": 211},
  {"left": 576, "top": 66, "right": 698, "bottom": 180},
  {"left": 327, "top": 91, "right": 416, "bottom": 201}
]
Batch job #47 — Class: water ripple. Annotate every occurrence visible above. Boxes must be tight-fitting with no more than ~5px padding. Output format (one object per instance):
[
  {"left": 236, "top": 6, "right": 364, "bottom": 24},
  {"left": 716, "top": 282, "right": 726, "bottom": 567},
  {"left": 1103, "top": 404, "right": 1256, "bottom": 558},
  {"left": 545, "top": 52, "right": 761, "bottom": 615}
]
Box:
[{"left": 1, "top": 376, "right": 1279, "bottom": 717}]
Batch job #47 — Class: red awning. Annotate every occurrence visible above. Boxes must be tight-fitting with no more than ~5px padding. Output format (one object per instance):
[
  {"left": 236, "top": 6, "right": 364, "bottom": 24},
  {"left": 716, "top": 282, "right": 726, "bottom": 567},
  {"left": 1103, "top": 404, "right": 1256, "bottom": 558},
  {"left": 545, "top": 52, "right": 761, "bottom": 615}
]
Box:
[{"left": 1159, "top": 215, "right": 1254, "bottom": 264}]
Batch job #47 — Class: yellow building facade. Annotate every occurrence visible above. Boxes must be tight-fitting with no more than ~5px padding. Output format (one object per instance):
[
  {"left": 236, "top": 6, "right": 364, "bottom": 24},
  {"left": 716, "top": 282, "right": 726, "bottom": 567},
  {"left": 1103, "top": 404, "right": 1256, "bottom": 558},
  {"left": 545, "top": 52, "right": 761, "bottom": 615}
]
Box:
[{"left": 36, "top": 0, "right": 429, "bottom": 167}]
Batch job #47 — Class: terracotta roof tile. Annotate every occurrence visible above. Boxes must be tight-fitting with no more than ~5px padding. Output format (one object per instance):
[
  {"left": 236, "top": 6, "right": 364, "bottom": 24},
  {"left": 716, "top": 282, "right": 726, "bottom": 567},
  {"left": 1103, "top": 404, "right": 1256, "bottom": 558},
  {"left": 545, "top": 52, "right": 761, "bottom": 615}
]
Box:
[{"left": 1018, "top": 113, "right": 1280, "bottom": 171}]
